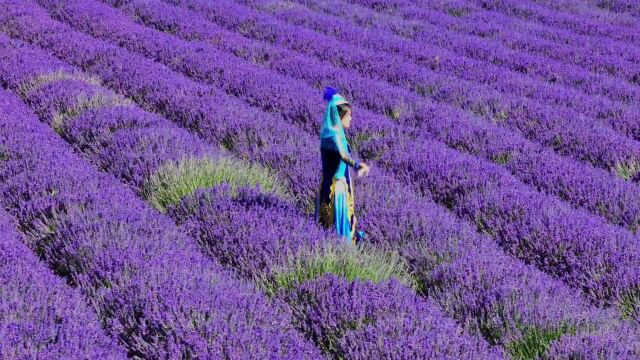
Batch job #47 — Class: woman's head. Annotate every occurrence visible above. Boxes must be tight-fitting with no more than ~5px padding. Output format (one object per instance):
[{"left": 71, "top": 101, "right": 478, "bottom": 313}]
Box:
[
  {"left": 337, "top": 104, "right": 352, "bottom": 129},
  {"left": 321, "top": 86, "right": 352, "bottom": 135}
]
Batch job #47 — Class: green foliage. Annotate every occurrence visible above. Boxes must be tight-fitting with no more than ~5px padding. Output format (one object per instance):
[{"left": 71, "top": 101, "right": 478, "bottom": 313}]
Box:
[
  {"left": 0, "top": 146, "right": 10, "bottom": 163},
  {"left": 492, "top": 152, "right": 512, "bottom": 165},
  {"left": 385, "top": 103, "right": 406, "bottom": 120},
  {"left": 349, "top": 131, "right": 374, "bottom": 153},
  {"left": 18, "top": 70, "right": 101, "bottom": 96},
  {"left": 615, "top": 160, "right": 640, "bottom": 181},
  {"left": 506, "top": 325, "right": 574, "bottom": 360},
  {"left": 493, "top": 109, "right": 509, "bottom": 121},
  {"left": 618, "top": 289, "right": 640, "bottom": 320},
  {"left": 52, "top": 92, "right": 132, "bottom": 132},
  {"left": 551, "top": 134, "right": 564, "bottom": 148},
  {"left": 415, "top": 83, "right": 438, "bottom": 97},
  {"left": 445, "top": 5, "right": 470, "bottom": 17},
  {"left": 300, "top": 197, "right": 317, "bottom": 216},
  {"left": 143, "top": 156, "right": 288, "bottom": 212},
  {"left": 448, "top": 8, "right": 467, "bottom": 17},
  {"left": 261, "top": 242, "right": 417, "bottom": 296}
]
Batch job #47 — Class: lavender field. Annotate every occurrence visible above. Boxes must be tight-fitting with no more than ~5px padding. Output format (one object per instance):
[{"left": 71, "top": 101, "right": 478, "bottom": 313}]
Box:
[{"left": 1, "top": 0, "right": 640, "bottom": 359}]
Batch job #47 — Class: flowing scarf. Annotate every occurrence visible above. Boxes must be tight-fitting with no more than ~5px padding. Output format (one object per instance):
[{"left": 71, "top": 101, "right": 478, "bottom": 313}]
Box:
[{"left": 320, "top": 87, "right": 350, "bottom": 180}]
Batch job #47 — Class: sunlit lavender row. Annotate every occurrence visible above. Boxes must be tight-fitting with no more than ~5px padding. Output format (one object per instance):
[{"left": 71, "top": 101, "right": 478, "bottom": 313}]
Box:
[{"left": 1, "top": 0, "right": 640, "bottom": 359}]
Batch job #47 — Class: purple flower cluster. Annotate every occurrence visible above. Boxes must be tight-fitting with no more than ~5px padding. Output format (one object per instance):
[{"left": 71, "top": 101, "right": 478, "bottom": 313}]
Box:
[
  {"left": 237, "top": 0, "right": 640, "bottom": 140},
  {"left": 170, "top": 186, "right": 333, "bottom": 279},
  {"left": 373, "top": 136, "right": 640, "bottom": 304},
  {"left": 588, "top": 0, "right": 640, "bottom": 17},
  {"left": 444, "top": 1, "right": 638, "bottom": 52},
  {"left": 0, "top": 207, "right": 125, "bottom": 359},
  {"left": 286, "top": 273, "right": 498, "bottom": 359},
  {"left": 339, "top": 0, "right": 640, "bottom": 83},
  {"left": 441, "top": 1, "right": 640, "bottom": 68},
  {"left": 102, "top": 0, "right": 640, "bottom": 233},
  {"left": 463, "top": 0, "right": 640, "bottom": 44},
  {"left": 0, "top": 35, "right": 500, "bottom": 358},
  {"left": 163, "top": 0, "right": 640, "bottom": 164},
  {"left": 546, "top": 322, "right": 640, "bottom": 359},
  {"left": 15, "top": 0, "right": 640, "bottom": 307},
  {"left": 0, "top": 7, "right": 636, "bottom": 358},
  {"left": 1, "top": 1, "right": 639, "bottom": 357},
  {"left": 0, "top": 88, "right": 320, "bottom": 359}
]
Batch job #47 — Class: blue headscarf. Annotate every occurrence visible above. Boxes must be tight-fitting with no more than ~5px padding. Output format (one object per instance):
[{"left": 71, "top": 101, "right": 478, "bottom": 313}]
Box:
[
  {"left": 320, "top": 86, "right": 349, "bottom": 151},
  {"left": 320, "top": 86, "right": 352, "bottom": 181}
]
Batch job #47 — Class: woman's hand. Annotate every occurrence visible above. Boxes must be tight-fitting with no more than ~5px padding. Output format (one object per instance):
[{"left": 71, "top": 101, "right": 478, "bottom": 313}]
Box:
[{"left": 357, "top": 163, "right": 370, "bottom": 177}]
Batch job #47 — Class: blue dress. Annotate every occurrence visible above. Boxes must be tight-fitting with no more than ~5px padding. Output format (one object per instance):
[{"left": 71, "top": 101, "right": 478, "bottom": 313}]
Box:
[{"left": 314, "top": 136, "right": 360, "bottom": 244}]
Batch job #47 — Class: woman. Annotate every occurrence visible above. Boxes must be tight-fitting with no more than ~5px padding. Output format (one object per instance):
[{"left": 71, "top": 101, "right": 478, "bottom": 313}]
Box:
[{"left": 314, "top": 87, "right": 370, "bottom": 244}]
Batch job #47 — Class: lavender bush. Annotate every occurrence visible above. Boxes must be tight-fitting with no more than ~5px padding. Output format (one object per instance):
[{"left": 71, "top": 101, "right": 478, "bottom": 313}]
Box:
[
  {"left": 100, "top": 0, "right": 640, "bottom": 233},
  {"left": 0, "top": 14, "right": 634, "bottom": 359},
  {"left": 0, "top": 0, "right": 639, "bottom": 358},
  {"left": 0, "top": 208, "right": 125, "bottom": 359},
  {"left": 0, "top": 87, "right": 321, "bottom": 359},
  {"left": 0, "top": 34, "right": 500, "bottom": 358},
  {"left": 13, "top": 0, "right": 640, "bottom": 308}
]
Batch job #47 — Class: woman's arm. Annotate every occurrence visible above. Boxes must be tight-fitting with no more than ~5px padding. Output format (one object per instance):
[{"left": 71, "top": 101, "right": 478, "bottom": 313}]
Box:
[
  {"left": 321, "top": 136, "right": 370, "bottom": 177},
  {"left": 330, "top": 135, "right": 362, "bottom": 169}
]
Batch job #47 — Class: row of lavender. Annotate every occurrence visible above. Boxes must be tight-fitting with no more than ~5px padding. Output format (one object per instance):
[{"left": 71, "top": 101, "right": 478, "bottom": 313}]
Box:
[
  {"left": 406, "top": 0, "right": 640, "bottom": 66},
  {"left": 4, "top": 36, "right": 506, "bottom": 358},
  {"left": 238, "top": 0, "right": 640, "bottom": 124},
  {"left": 11, "top": 0, "right": 640, "bottom": 315},
  {"left": 519, "top": 0, "right": 640, "bottom": 26},
  {"left": 0, "top": 207, "right": 125, "bottom": 358},
  {"left": 445, "top": 0, "right": 640, "bottom": 59},
  {"left": 460, "top": 0, "right": 640, "bottom": 44},
  {"left": 367, "top": 0, "right": 639, "bottom": 30},
  {"left": 457, "top": 0, "right": 640, "bottom": 62},
  {"left": 0, "top": 25, "right": 634, "bottom": 358},
  {"left": 586, "top": 0, "right": 640, "bottom": 17},
  {"left": 538, "top": 0, "right": 640, "bottom": 21},
  {"left": 365, "top": 0, "right": 640, "bottom": 82},
  {"left": 243, "top": 0, "right": 640, "bottom": 172},
  {"left": 98, "top": 0, "right": 640, "bottom": 234},
  {"left": 330, "top": 0, "right": 640, "bottom": 85},
  {"left": 0, "top": 86, "right": 323, "bottom": 357},
  {"left": 32, "top": 0, "right": 637, "bottom": 302},
  {"left": 16, "top": 39, "right": 510, "bottom": 358},
  {"left": 163, "top": 0, "right": 640, "bottom": 171}
]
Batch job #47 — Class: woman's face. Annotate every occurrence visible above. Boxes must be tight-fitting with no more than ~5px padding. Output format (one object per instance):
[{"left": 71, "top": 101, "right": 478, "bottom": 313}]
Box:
[{"left": 340, "top": 107, "right": 352, "bottom": 129}]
